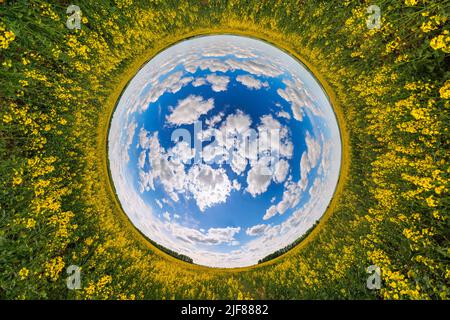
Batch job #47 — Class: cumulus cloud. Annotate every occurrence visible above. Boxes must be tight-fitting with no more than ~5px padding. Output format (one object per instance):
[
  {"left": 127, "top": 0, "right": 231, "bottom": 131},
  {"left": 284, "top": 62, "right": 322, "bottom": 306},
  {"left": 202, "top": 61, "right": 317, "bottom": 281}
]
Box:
[
  {"left": 230, "top": 152, "right": 248, "bottom": 175},
  {"left": 197, "top": 111, "right": 295, "bottom": 196},
  {"left": 166, "top": 95, "right": 214, "bottom": 125},
  {"left": 257, "top": 114, "right": 293, "bottom": 158},
  {"left": 246, "top": 158, "right": 273, "bottom": 197},
  {"left": 263, "top": 206, "right": 278, "bottom": 221},
  {"left": 205, "top": 112, "right": 224, "bottom": 127},
  {"left": 299, "top": 131, "right": 321, "bottom": 190},
  {"left": 192, "top": 77, "right": 207, "bottom": 87},
  {"left": 140, "top": 71, "right": 194, "bottom": 112},
  {"left": 277, "top": 77, "right": 323, "bottom": 122},
  {"left": 137, "top": 130, "right": 235, "bottom": 211},
  {"left": 263, "top": 180, "right": 302, "bottom": 220},
  {"left": 163, "top": 211, "right": 171, "bottom": 221},
  {"left": 187, "top": 164, "right": 232, "bottom": 212},
  {"left": 225, "top": 58, "right": 284, "bottom": 77},
  {"left": 169, "top": 141, "right": 194, "bottom": 164},
  {"left": 139, "top": 131, "right": 186, "bottom": 201},
  {"left": 206, "top": 74, "right": 230, "bottom": 92},
  {"left": 200, "top": 44, "right": 257, "bottom": 59},
  {"left": 138, "top": 150, "right": 146, "bottom": 169},
  {"left": 122, "top": 120, "right": 137, "bottom": 163},
  {"left": 273, "top": 159, "right": 289, "bottom": 183},
  {"left": 263, "top": 132, "right": 321, "bottom": 220},
  {"left": 184, "top": 58, "right": 230, "bottom": 74},
  {"left": 246, "top": 224, "right": 269, "bottom": 236},
  {"left": 214, "top": 110, "right": 255, "bottom": 170},
  {"left": 192, "top": 75, "right": 230, "bottom": 92},
  {"left": 275, "top": 181, "right": 303, "bottom": 215},
  {"left": 183, "top": 54, "right": 284, "bottom": 79},
  {"left": 175, "top": 226, "right": 241, "bottom": 245},
  {"left": 236, "top": 75, "right": 268, "bottom": 90},
  {"left": 276, "top": 110, "right": 291, "bottom": 120}
]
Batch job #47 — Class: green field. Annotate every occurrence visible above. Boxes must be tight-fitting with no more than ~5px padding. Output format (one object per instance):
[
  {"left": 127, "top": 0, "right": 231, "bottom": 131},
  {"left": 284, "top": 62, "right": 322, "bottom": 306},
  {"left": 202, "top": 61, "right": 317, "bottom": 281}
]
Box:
[{"left": 0, "top": 0, "right": 448, "bottom": 299}]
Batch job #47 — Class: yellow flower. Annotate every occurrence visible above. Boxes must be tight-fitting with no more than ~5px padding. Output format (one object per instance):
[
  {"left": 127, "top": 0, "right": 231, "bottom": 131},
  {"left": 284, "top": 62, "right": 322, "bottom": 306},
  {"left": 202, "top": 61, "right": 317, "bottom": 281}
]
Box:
[
  {"left": 0, "top": 29, "right": 15, "bottom": 49},
  {"left": 3, "top": 114, "right": 13, "bottom": 123},
  {"left": 435, "top": 186, "right": 445, "bottom": 195},
  {"left": 439, "top": 80, "right": 450, "bottom": 99},
  {"left": 420, "top": 21, "right": 434, "bottom": 33},
  {"left": 2, "top": 58, "right": 12, "bottom": 68},
  {"left": 12, "top": 176, "right": 23, "bottom": 186},
  {"left": 426, "top": 196, "right": 437, "bottom": 207},
  {"left": 430, "top": 31, "right": 450, "bottom": 53},
  {"left": 44, "top": 257, "right": 65, "bottom": 281},
  {"left": 404, "top": 0, "right": 417, "bottom": 6},
  {"left": 25, "top": 218, "right": 36, "bottom": 229},
  {"left": 19, "top": 268, "right": 29, "bottom": 280},
  {"left": 85, "top": 237, "right": 94, "bottom": 246}
]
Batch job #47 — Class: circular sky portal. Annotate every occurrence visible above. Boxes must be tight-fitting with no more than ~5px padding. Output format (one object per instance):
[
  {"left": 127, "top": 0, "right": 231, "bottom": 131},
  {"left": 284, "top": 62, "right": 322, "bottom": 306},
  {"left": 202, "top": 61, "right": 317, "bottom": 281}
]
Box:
[{"left": 108, "top": 35, "right": 341, "bottom": 268}]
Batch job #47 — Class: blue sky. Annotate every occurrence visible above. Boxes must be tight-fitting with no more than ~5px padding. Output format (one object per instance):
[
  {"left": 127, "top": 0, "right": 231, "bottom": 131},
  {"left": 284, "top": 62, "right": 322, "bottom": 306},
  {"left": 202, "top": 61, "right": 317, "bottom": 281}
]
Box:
[{"left": 108, "top": 35, "right": 341, "bottom": 267}]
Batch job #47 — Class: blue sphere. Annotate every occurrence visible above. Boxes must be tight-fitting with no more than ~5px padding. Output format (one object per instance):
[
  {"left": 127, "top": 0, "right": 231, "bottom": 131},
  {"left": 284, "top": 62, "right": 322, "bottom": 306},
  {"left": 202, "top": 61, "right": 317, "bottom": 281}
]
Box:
[{"left": 108, "top": 35, "right": 341, "bottom": 267}]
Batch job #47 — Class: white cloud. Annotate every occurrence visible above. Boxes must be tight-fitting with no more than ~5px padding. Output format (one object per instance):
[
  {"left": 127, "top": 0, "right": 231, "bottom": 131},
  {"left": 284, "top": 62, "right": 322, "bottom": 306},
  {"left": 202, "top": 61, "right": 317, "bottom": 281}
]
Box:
[
  {"left": 225, "top": 58, "right": 284, "bottom": 77},
  {"left": 183, "top": 53, "right": 284, "bottom": 79},
  {"left": 257, "top": 114, "right": 293, "bottom": 158},
  {"left": 140, "top": 71, "right": 194, "bottom": 111},
  {"left": 246, "top": 157, "right": 273, "bottom": 197},
  {"left": 169, "top": 141, "right": 194, "bottom": 164},
  {"left": 138, "top": 150, "right": 146, "bottom": 169},
  {"left": 273, "top": 159, "right": 289, "bottom": 183},
  {"left": 192, "top": 75, "right": 230, "bottom": 92},
  {"left": 166, "top": 95, "right": 214, "bottom": 125},
  {"left": 201, "top": 137, "right": 227, "bottom": 164},
  {"left": 163, "top": 211, "right": 171, "bottom": 221},
  {"left": 192, "top": 77, "right": 207, "bottom": 87},
  {"left": 276, "top": 181, "right": 302, "bottom": 215},
  {"left": 263, "top": 180, "right": 302, "bottom": 220},
  {"left": 276, "top": 110, "right": 291, "bottom": 120},
  {"left": 200, "top": 44, "right": 257, "bottom": 58},
  {"left": 263, "top": 206, "right": 278, "bottom": 221},
  {"left": 277, "top": 77, "right": 323, "bottom": 122},
  {"left": 299, "top": 131, "right": 321, "bottom": 190},
  {"left": 123, "top": 120, "right": 137, "bottom": 163},
  {"left": 220, "top": 110, "right": 252, "bottom": 140},
  {"left": 215, "top": 110, "right": 255, "bottom": 168},
  {"left": 174, "top": 225, "right": 241, "bottom": 245},
  {"left": 138, "top": 131, "right": 186, "bottom": 201},
  {"left": 205, "top": 112, "right": 224, "bottom": 127},
  {"left": 187, "top": 164, "right": 232, "bottom": 212},
  {"left": 206, "top": 74, "right": 230, "bottom": 92},
  {"left": 230, "top": 152, "right": 248, "bottom": 175},
  {"left": 200, "top": 112, "right": 295, "bottom": 197},
  {"left": 184, "top": 58, "right": 230, "bottom": 74},
  {"left": 138, "top": 126, "right": 151, "bottom": 149},
  {"left": 138, "top": 131, "right": 235, "bottom": 211},
  {"left": 236, "top": 75, "right": 268, "bottom": 90},
  {"left": 246, "top": 224, "right": 269, "bottom": 236}
]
